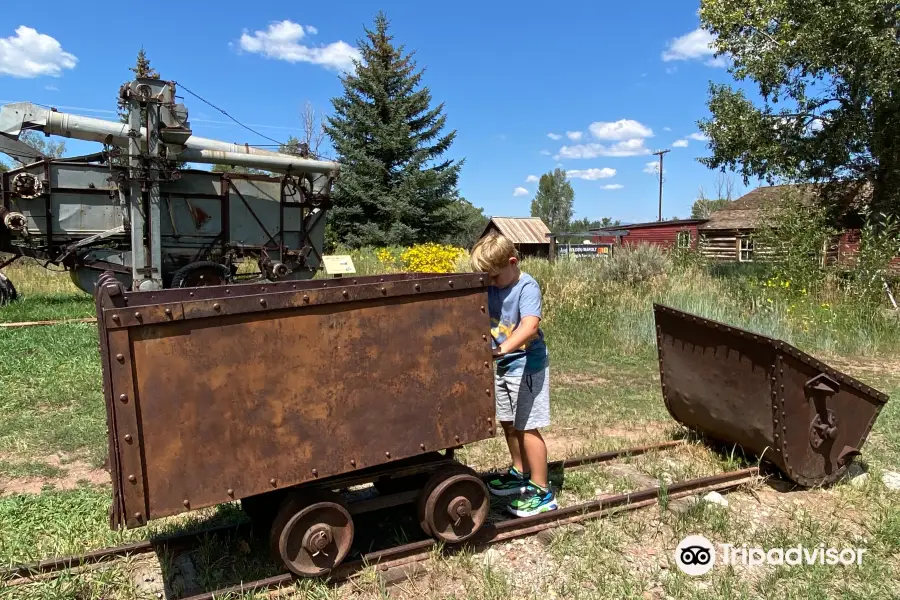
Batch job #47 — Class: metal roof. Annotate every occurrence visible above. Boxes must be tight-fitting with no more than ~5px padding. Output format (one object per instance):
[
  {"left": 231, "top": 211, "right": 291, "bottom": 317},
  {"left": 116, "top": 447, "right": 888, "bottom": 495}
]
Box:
[{"left": 481, "top": 217, "right": 551, "bottom": 245}]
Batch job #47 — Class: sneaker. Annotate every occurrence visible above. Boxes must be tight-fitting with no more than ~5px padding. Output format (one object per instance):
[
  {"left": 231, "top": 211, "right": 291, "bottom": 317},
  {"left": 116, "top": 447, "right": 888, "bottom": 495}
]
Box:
[
  {"left": 506, "top": 482, "right": 559, "bottom": 517},
  {"left": 487, "top": 467, "right": 530, "bottom": 497}
]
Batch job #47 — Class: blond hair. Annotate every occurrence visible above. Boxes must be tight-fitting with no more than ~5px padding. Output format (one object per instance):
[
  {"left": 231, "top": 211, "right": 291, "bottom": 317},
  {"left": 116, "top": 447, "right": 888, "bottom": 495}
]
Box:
[{"left": 471, "top": 231, "right": 517, "bottom": 273}]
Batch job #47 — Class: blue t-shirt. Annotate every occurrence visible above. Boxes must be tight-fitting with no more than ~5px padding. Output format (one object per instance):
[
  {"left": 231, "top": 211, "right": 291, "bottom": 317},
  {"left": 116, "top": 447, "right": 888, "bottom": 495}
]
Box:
[{"left": 489, "top": 272, "right": 549, "bottom": 374}]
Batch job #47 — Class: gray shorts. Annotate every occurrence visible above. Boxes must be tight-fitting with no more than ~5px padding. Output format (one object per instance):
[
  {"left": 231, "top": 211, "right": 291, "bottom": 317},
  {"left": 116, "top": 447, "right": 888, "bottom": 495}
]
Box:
[{"left": 495, "top": 367, "right": 550, "bottom": 431}]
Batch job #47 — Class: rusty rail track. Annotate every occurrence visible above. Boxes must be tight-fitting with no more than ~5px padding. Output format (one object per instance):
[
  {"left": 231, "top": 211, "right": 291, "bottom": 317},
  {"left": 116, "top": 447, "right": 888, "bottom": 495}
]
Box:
[
  {"left": 1, "top": 439, "right": 756, "bottom": 597},
  {"left": 187, "top": 467, "right": 759, "bottom": 600}
]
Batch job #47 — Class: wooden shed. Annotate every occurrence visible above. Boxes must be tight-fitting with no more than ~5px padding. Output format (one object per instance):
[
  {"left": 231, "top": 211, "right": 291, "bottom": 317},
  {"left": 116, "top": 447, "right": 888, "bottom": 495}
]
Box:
[{"left": 479, "top": 217, "right": 551, "bottom": 258}]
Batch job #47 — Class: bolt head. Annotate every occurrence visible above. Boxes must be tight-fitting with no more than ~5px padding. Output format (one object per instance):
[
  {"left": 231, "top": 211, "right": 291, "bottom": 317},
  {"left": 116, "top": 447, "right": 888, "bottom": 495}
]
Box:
[
  {"left": 134, "top": 312, "right": 141, "bottom": 319},
  {"left": 259, "top": 298, "right": 266, "bottom": 306},
  {"left": 312, "top": 469, "right": 318, "bottom": 476},
  {"left": 342, "top": 290, "right": 349, "bottom": 297},
  {"left": 350, "top": 459, "right": 356, "bottom": 466},
  {"left": 124, "top": 434, "right": 132, "bottom": 443},
  {"left": 183, "top": 499, "right": 190, "bottom": 507},
  {"left": 420, "top": 443, "right": 426, "bottom": 450},
  {"left": 116, "top": 354, "right": 125, "bottom": 362},
  {"left": 303, "top": 295, "right": 309, "bottom": 303},
  {"left": 128, "top": 475, "right": 136, "bottom": 483},
  {"left": 227, "top": 488, "right": 234, "bottom": 497},
  {"left": 213, "top": 303, "right": 221, "bottom": 311},
  {"left": 119, "top": 394, "right": 128, "bottom": 403},
  {"left": 269, "top": 478, "right": 276, "bottom": 486},
  {"left": 385, "top": 451, "right": 391, "bottom": 458},
  {"left": 112, "top": 315, "right": 120, "bottom": 323},
  {"left": 134, "top": 513, "right": 142, "bottom": 520},
  {"left": 164, "top": 308, "right": 172, "bottom": 317}
]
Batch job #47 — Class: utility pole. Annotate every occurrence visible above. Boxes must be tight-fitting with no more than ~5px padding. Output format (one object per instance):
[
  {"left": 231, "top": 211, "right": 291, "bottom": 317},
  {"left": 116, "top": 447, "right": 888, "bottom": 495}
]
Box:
[{"left": 653, "top": 149, "right": 670, "bottom": 221}]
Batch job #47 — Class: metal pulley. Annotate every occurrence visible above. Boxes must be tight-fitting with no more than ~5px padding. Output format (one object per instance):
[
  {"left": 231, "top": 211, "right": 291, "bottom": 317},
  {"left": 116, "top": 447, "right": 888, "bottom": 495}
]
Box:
[{"left": 11, "top": 172, "right": 43, "bottom": 199}]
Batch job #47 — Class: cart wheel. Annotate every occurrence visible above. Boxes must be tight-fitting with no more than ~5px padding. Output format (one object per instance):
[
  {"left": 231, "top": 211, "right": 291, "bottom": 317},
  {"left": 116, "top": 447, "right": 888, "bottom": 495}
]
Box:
[
  {"left": 418, "top": 464, "right": 489, "bottom": 544},
  {"left": 269, "top": 490, "right": 354, "bottom": 577},
  {"left": 169, "top": 261, "right": 230, "bottom": 288},
  {"left": 0, "top": 272, "right": 17, "bottom": 306}
]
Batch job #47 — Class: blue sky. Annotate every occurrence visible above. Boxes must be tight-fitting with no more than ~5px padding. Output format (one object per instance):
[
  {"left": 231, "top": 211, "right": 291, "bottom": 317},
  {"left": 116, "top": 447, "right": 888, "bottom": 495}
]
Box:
[{"left": 0, "top": 0, "right": 760, "bottom": 225}]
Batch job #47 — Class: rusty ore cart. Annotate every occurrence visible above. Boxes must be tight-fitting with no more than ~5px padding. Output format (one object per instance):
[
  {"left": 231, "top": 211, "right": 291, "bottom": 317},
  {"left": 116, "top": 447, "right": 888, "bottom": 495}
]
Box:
[
  {"left": 654, "top": 304, "right": 889, "bottom": 487},
  {"left": 94, "top": 271, "right": 496, "bottom": 577}
]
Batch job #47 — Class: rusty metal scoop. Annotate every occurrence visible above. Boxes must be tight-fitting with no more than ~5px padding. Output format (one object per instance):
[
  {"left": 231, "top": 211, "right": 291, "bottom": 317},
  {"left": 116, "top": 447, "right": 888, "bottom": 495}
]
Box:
[{"left": 654, "top": 303, "right": 889, "bottom": 487}]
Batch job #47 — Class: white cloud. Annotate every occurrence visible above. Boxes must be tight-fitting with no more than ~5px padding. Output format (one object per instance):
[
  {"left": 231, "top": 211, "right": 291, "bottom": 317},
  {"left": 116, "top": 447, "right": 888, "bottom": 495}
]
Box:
[
  {"left": 0, "top": 26, "right": 77, "bottom": 78},
  {"left": 239, "top": 20, "right": 360, "bottom": 71},
  {"left": 44, "top": 84, "right": 58, "bottom": 91},
  {"left": 662, "top": 28, "right": 728, "bottom": 68},
  {"left": 663, "top": 126, "right": 672, "bottom": 132},
  {"left": 539, "top": 149, "right": 552, "bottom": 156},
  {"left": 566, "top": 131, "right": 583, "bottom": 141},
  {"left": 547, "top": 132, "right": 562, "bottom": 140},
  {"left": 556, "top": 138, "right": 651, "bottom": 159},
  {"left": 513, "top": 187, "right": 529, "bottom": 197},
  {"left": 589, "top": 119, "right": 653, "bottom": 141},
  {"left": 566, "top": 168, "right": 616, "bottom": 181},
  {"left": 673, "top": 139, "right": 689, "bottom": 148},
  {"left": 602, "top": 184, "right": 624, "bottom": 190},
  {"left": 525, "top": 175, "right": 539, "bottom": 183},
  {"left": 662, "top": 28, "right": 715, "bottom": 61},
  {"left": 643, "top": 161, "right": 660, "bottom": 175},
  {"left": 688, "top": 132, "right": 710, "bottom": 141}
]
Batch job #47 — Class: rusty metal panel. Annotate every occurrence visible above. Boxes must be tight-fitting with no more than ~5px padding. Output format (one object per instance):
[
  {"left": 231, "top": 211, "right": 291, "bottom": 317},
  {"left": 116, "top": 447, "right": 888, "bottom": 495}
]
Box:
[
  {"left": 96, "top": 272, "right": 494, "bottom": 527},
  {"left": 654, "top": 304, "right": 888, "bottom": 487}
]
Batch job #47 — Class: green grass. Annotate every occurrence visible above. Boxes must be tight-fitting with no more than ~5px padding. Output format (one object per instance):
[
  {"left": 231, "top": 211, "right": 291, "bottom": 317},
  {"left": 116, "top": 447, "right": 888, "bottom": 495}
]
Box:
[{"left": 1, "top": 248, "right": 899, "bottom": 599}]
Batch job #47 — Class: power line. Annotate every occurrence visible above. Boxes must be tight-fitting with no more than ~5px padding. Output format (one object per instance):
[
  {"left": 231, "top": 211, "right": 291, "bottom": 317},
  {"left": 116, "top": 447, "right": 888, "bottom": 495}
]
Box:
[{"left": 174, "top": 81, "right": 288, "bottom": 147}]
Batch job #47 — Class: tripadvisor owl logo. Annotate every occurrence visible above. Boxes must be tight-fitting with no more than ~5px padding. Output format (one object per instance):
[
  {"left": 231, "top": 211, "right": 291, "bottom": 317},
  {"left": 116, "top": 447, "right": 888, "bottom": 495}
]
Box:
[{"left": 674, "top": 534, "right": 716, "bottom": 576}]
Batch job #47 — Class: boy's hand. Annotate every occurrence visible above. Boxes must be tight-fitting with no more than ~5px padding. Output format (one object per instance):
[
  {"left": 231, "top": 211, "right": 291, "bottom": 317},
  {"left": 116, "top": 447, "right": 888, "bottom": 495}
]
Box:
[{"left": 492, "top": 344, "right": 504, "bottom": 357}]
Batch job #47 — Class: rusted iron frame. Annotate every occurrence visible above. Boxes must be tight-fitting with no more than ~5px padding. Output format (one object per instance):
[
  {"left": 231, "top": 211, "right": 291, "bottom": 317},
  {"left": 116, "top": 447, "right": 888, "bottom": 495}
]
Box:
[
  {"left": 183, "top": 467, "right": 759, "bottom": 600},
  {"left": 98, "top": 273, "right": 487, "bottom": 318},
  {"left": 99, "top": 273, "right": 488, "bottom": 329},
  {"left": 0, "top": 439, "right": 693, "bottom": 583},
  {"left": 226, "top": 179, "right": 280, "bottom": 251}
]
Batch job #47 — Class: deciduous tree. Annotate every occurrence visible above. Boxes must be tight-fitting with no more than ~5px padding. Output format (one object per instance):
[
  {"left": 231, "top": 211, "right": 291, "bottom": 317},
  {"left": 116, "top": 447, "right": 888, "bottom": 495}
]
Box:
[
  {"left": 697, "top": 0, "right": 900, "bottom": 219},
  {"left": 530, "top": 169, "right": 574, "bottom": 233}
]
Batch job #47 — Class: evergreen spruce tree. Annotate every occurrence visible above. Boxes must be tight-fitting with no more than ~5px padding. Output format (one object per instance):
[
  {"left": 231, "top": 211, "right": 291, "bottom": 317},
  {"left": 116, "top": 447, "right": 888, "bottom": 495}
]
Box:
[{"left": 324, "top": 12, "right": 464, "bottom": 248}]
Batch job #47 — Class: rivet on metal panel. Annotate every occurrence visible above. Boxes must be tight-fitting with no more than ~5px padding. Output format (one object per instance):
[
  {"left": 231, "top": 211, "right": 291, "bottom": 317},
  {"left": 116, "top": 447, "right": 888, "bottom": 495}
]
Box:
[
  {"left": 119, "top": 394, "right": 128, "bottom": 403},
  {"left": 124, "top": 434, "right": 132, "bottom": 443},
  {"left": 449, "top": 280, "right": 454, "bottom": 287},
  {"left": 164, "top": 308, "right": 172, "bottom": 318},
  {"left": 381, "top": 287, "right": 387, "bottom": 294},
  {"left": 303, "top": 295, "right": 310, "bottom": 303},
  {"left": 455, "top": 435, "right": 460, "bottom": 443},
  {"left": 259, "top": 298, "right": 267, "bottom": 307},
  {"left": 483, "top": 335, "right": 488, "bottom": 341},
  {"left": 292, "top": 285, "right": 297, "bottom": 289},
  {"left": 270, "top": 478, "right": 277, "bottom": 486},
  {"left": 116, "top": 354, "right": 124, "bottom": 363},
  {"left": 134, "top": 312, "right": 142, "bottom": 320},
  {"left": 776, "top": 448, "right": 781, "bottom": 453},
  {"left": 213, "top": 303, "right": 221, "bottom": 311},
  {"left": 420, "top": 443, "right": 426, "bottom": 450},
  {"left": 134, "top": 513, "right": 142, "bottom": 521},
  {"left": 484, "top": 362, "right": 489, "bottom": 369},
  {"left": 312, "top": 469, "right": 318, "bottom": 477},
  {"left": 489, "top": 429, "right": 494, "bottom": 435},
  {"left": 350, "top": 459, "right": 356, "bottom": 467},
  {"left": 226, "top": 289, "right": 232, "bottom": 294},
  {"left": 415, "top": 284, "right": 421, "bottom": 291},
  {"left": 128, "top": 475, "right": 136, "bottom": 483},
  {"left": 183, "top": 499, "right": 190, "bottom": 508},
  {"left": 486, "top": 389, "right": 491, "bottom": 396},
  {"left": 342, "top": 290, "right": 349, "bottom": 298},
  {"left": 227, "top": 489, "right": 234, "bottom": 497},
  {"left": 112, "top": 314, "right": 120, "bottom": 323},
  {"left": 385, "top": 451, "right": 391, "bottom": 458},
  {"left": 379, "top": 278, "right": 384, "bottom": 282}
]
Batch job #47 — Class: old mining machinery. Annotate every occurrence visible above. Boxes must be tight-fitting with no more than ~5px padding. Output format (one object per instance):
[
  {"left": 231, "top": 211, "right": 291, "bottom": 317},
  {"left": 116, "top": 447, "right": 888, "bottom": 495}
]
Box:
[{"left": 0, "top": 77, "right": 339, "bottom": 303}]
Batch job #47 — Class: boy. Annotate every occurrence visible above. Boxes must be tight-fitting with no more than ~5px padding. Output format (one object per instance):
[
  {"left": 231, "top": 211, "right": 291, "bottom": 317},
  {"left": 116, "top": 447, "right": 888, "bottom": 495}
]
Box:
[{"left": 470, "top": 231, "right": 558, "bottom": 517}]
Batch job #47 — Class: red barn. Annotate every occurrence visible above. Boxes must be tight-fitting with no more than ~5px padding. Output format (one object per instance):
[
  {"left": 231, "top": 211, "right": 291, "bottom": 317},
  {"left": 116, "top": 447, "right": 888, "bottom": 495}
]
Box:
[{"left": 590, "top": 219, "right": 707, "bottom": 251}]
